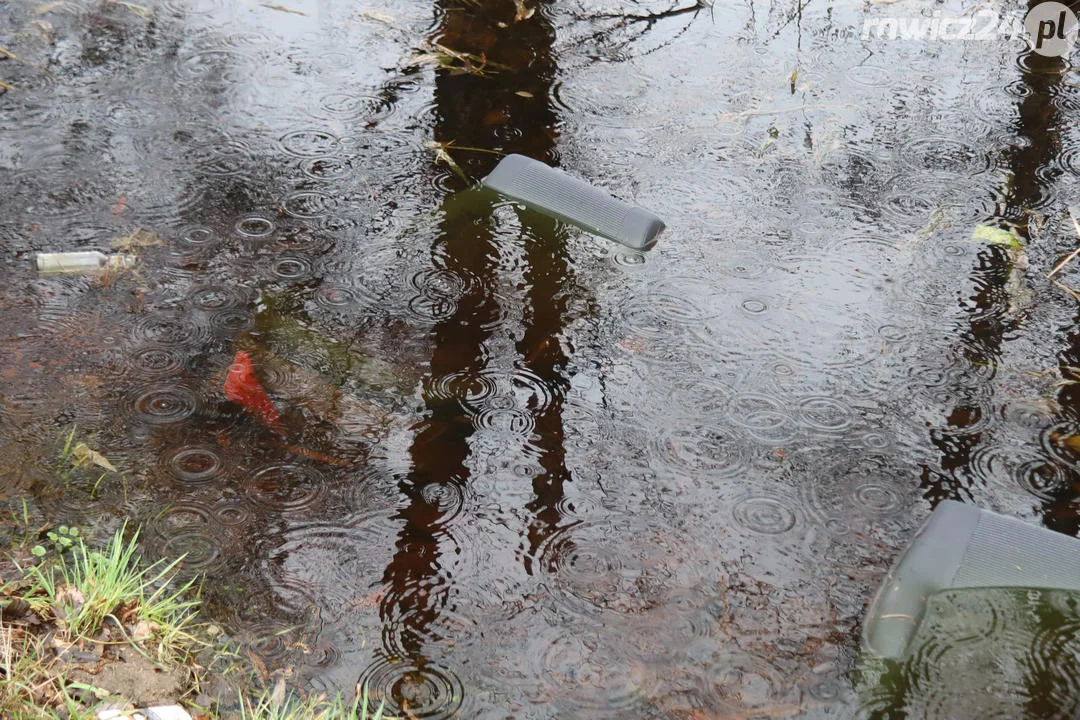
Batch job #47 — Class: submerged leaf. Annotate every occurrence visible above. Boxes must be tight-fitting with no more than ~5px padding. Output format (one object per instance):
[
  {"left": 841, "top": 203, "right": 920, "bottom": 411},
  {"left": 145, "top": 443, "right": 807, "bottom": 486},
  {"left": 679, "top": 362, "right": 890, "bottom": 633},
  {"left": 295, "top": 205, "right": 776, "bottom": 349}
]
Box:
[
  {"left": 972, "top": 224, "right": 1024, "bottom": 250},
  {"left": 224, "top": 350, "right": 283, "bottom": 428}
]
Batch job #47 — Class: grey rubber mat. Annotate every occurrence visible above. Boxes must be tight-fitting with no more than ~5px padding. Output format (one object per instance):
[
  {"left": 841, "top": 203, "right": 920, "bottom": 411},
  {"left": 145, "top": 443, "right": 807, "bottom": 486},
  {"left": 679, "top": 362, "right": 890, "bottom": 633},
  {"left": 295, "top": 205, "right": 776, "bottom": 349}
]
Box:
[
  {"left": 863, "top": 500, "right": 1080, "bottom": 658},
  {"left": 482, "top": 154, "right": 666, "bottom": 250}
]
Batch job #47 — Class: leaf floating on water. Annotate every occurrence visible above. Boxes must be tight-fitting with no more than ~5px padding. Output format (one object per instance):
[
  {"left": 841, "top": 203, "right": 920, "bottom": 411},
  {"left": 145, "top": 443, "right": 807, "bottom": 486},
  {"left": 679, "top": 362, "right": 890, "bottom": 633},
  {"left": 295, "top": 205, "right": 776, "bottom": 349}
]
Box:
[
  {"left": 515, "top": 90, "right": 534, "bottom": 98},
  {"left": 360, "top": 9, "right": 397, "bottom": 24},
  {"left": 425, "top": 141, "right": 469, "bottom": 182},
  {"left": 513, "top": 0, "right": 534, "bottom": 20},
  {"left": 260, "top": 3, "right": 308, "bottom": 15},
  {"left": 72, "top": 443, "right": 117, "bottom": 472},
  {"left": 972, "top": 223, "right": 1024, "bottom": 250},
  {"left": 436, "top": 148, "right": 468, "bottom": 182},
  {"left": 109, "top": 0, "right": 154, "bottom": 18},
  {"left": 408, "top": 52, "right": 444, "bottom": 68}
]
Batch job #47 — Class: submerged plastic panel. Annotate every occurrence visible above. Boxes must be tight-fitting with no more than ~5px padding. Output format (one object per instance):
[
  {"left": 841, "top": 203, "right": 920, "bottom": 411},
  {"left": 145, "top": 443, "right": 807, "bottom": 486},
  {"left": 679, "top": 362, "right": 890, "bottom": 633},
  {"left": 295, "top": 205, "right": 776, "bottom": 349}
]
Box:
[
  {"left": 863, "top": 500, "right": 1080, "bottom": 658},
  {"left": 482, "top": 154, "right": 666, "bottom": 251}
]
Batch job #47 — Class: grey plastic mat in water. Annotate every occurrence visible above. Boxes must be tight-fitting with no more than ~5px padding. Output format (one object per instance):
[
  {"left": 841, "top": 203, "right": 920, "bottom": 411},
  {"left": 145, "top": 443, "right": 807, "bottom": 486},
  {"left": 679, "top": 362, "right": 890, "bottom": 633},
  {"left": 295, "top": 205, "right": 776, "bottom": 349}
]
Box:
[
  {"left": 482, "top": 153, "right": 666, "bottom": 250},
  {"left": 864, "top": 500, "right": 1080, "bottom": 659}
]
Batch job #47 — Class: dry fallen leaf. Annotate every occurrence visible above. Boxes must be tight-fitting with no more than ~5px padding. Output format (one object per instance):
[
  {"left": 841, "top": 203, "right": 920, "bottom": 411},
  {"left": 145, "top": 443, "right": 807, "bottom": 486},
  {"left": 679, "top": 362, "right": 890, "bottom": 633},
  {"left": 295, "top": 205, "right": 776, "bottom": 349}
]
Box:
[
  {"left": 269, "top": 673, "right": 287, "bottom": 708},
  {"left": 131, "top": 620, "right": 152, "bottom": 641},
  {"left": 72, "top": 443, "right": 117, "bottom": 472},
  {"left": 56, "top": 586, "right": 85, "bottom": 612}
]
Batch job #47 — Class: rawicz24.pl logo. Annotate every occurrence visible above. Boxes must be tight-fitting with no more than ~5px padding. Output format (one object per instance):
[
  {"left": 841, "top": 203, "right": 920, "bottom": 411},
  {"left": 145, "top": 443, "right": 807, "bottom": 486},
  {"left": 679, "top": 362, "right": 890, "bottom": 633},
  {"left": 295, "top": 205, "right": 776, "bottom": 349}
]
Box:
[{"left": 862, "top": 1, "right": 1078, "bottom": 57}]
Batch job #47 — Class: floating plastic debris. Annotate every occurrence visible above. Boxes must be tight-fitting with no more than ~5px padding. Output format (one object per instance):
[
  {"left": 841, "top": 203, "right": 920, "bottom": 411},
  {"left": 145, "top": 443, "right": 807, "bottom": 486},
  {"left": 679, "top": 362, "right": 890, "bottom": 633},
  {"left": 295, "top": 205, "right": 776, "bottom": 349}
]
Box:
[
  {"left": 36, "top": 251, "right": 135, "bottom": 274},
  {"left": 482, "top": 153, "right": 666, "bottom": 251}
]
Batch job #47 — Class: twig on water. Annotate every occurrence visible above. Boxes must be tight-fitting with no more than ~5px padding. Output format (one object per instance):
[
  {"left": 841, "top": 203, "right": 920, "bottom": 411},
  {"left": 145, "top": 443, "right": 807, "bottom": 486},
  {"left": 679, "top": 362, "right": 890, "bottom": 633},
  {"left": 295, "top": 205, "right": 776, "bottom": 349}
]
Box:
[
  {"left": 1047, "top": 206, "right": 1080, "bottom": 279},
  {"left": 0, "top": 45, "right": 54, "bottom": 77},
  {"left": 719, "top": 102, "right": 854, "bottom": 122},
  {"left": 1052, "top": 279, "right": 1080, "bottom": 304}
]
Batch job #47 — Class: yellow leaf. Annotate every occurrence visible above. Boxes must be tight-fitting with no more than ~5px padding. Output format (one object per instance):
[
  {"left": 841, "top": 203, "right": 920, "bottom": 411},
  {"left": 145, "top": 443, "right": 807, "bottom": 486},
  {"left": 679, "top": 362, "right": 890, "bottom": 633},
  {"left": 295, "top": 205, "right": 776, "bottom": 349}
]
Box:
[{"left": 972, "top": 224, "right": 1023, "bottom": 250}]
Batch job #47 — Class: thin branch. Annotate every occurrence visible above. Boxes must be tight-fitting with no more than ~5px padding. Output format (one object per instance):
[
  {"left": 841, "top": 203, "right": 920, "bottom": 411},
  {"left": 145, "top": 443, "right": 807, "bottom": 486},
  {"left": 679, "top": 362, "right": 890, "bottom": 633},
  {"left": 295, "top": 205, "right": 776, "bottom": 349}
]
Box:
[
  {"left": 1049, "top": 278, "right": 1080, "bottom": 302},
  {"left": 770, "top": 0, "right": 814, "bottom": 40},
  {"left": 1047, "top": 207, "right": 1080, "bottom": 279},
  {"left": 592, "top": 0, "right": 709, "bottom": 24},
  {"left": 0, "top": 46, "right": 54, "bottom": 78}
]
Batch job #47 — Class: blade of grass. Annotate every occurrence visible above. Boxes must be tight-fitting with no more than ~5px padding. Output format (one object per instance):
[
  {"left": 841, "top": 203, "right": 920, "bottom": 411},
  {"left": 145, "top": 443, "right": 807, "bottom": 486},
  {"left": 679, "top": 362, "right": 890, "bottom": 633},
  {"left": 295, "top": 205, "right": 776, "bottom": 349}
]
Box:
[{"left": 0, "top": 46, "right": 54, "bottom": 77}]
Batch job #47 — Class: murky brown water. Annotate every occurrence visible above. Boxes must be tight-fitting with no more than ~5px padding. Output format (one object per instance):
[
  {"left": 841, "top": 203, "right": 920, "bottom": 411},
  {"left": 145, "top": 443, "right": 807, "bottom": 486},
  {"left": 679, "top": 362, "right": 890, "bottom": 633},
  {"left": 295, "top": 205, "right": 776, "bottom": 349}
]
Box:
[{"left": 2, "top": 0, "right": 1080, "bottom": 716}]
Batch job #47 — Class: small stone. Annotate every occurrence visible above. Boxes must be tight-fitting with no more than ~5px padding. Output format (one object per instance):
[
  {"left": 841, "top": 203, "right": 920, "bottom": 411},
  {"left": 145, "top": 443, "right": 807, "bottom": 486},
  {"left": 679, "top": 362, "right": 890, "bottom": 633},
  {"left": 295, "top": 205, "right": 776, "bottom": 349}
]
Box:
[
  {"left": 143, "top": 707, "right": 193, "bottom": 720},
  {"left": 96, "top": 705, "right": 139, "bottom": 720}
]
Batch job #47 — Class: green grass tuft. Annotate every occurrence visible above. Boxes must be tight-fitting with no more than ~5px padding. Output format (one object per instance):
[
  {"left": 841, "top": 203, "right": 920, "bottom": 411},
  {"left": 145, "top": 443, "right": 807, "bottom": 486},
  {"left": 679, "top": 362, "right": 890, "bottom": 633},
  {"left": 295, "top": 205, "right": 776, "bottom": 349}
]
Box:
[
  {"left": 20, "top": 523, "right": 199, "bottom": 659},
  {"left": 237, "top": 683, "right": 388, "bottom": 720}
]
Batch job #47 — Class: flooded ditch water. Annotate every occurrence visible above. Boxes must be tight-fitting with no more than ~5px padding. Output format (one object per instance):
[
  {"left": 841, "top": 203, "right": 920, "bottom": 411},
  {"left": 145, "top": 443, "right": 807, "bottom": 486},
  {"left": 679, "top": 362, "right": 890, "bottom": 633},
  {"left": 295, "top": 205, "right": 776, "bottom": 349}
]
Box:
[{"left": 2, "top": 0, "right": 1080, "bottom": 716}]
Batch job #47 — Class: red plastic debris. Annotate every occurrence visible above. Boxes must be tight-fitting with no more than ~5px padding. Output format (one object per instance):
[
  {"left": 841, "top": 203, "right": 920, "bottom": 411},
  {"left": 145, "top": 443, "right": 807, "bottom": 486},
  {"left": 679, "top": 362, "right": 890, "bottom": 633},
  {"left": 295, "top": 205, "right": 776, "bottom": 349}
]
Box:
[{"left": 224, "top": 350, "right": 282, "bottom": 427}]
